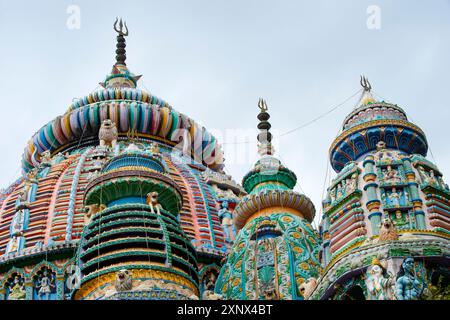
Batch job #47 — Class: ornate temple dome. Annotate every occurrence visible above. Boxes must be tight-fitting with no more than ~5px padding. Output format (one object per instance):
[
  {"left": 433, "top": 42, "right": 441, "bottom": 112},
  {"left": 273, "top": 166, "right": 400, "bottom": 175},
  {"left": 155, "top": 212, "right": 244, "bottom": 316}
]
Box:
[
  {"left": 0, "top": 20, "right": 247, "bottom": 301},
  {"left": 21, "top": 20, "right": 224, "bottom": 174},
  {"left": 329, "top": 76, "right": 428, "bottom": 172}
]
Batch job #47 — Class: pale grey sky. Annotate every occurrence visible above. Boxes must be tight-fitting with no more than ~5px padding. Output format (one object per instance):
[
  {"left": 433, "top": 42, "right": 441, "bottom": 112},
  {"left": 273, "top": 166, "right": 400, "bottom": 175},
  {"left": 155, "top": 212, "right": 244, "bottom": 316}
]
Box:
[{"left": 1, "top": 1, "right": 449, "bottom": 225}]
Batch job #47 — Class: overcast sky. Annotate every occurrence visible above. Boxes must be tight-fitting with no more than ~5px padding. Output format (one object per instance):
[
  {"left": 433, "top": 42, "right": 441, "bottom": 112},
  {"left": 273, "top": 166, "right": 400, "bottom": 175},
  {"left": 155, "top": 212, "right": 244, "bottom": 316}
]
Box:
[{"left": 1, "top": 0, "right": 449, "bottom": 225}]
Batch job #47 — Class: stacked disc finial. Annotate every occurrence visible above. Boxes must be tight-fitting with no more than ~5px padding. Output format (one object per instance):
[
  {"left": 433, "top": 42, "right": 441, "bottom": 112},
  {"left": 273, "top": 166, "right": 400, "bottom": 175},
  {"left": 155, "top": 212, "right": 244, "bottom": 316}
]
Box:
[
  {"left": 113, "top": 17, "right": 128, "bottom": 66},
  {"left": 257, "top": 98, "right": 274, "bottom": 156}
]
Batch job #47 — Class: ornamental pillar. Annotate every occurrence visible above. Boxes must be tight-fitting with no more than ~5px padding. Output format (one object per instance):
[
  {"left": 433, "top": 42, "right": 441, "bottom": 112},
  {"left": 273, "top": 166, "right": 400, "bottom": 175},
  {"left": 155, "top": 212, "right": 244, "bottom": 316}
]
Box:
[
  {"left": 25, "top": 280, "right": 33, "bottom": 300},
  {"left": 363, "top": 155, "right": 381, "bottom": 235},
  {"left": 402, "top": 156, "right": 426, "bottom": 229}
]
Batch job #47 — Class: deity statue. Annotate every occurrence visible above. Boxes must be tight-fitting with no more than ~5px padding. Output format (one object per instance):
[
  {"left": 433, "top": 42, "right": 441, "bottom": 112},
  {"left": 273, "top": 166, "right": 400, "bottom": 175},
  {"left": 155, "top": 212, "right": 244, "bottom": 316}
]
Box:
[
  {"left": 218, "top": 200, "right": 236, "bottom": 242},
  {"left": 428, "top": 170, "right": 438, "bottom": 186},
  {"left": 39, "top": 150, "right": 52, "bottom": 167},
  {"left": 36, "top": 270, "right": 55, "bottom": 300},
  {"left": 344, "top": 178, "right": 355, "bottom": 195},
  {"left": 417, "top": 166, "right": 428, "bottom": 185},
  {"left": 329, "top": 189, "right": 336, "bottom": 203},
  {"left": 11, "top": 209, "right": 24, "bottom": 234},
  {"left": 395, "top": 258, "right": 424, "bottom": 300},
  {"left": 336, "top": 182, "right": 343, "bottom": 199},
  {"left": 365, "top": 258, "right": 394, "bottom": 300},
  {"left": 8, "top": 276, "right": 26, "bottom": 300},
  {"left": 7, "top": 236, "right": 20, "bottom": 254},
  {"left": 388, "top": 188, "right": 400, "bottom": 207},
  {"left": 384, "top": 165, "right": 400, "bottom": 183}
]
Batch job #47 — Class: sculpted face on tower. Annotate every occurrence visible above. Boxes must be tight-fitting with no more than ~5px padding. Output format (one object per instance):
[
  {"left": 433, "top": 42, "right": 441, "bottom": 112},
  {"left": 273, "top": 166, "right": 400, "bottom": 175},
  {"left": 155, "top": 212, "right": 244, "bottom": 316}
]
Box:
[{"left": 115, "top": 269, "right": 133, "bottom": 292}]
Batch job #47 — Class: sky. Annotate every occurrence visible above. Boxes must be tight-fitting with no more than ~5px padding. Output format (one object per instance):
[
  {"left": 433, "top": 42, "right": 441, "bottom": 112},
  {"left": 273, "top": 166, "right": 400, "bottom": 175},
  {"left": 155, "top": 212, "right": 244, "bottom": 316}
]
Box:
[{"left": 0, "top": 0, "right": 449, "bottom": 226}]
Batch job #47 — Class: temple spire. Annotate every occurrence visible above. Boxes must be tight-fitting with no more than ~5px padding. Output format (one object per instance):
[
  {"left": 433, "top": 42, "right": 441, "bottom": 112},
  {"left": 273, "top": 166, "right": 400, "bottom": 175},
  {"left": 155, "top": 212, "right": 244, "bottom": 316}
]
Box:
[
  {"left": 356, "top": 75, "right": 376, "bottom": 107},
  {"left": 99, "top": 18, "right": 142, "bottom": 89},
  {"left": 113, "top": 17, "right": 128, "bottom": 66},
  {"left": 257, "top": 98, "right": 274, "bottom": 156}
]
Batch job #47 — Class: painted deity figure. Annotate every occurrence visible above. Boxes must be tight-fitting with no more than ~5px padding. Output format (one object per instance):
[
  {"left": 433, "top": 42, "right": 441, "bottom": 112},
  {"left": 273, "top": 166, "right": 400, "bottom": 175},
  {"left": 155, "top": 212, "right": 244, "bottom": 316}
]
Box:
[
  {"left": 384, "top": 165, "right": 400, "bottom": 183},
  {"left": 7, "top": 236, "right": 20, "bottom": 254},
  {"left": 336, "top": 182, "right": 343, "bottom": 199},
  {"left": 329, "top": 188, "right": 336, "bottom": 203},
  {"left": 428, "top": 170, "right": 438, "bottom": 186},
  {"left": 39, "top": 150, "right": 52, "bottom": 167},
  {"left": 218, "top": 201, "right": 236, "bottom": 242},
  {"left": 388, "top": 188, "right": 400, "bottom": 207},
  {"left": 36, "top": 270, "right": 55, "bottom": 300},
  {"left": 365, "top": 258, "right": 394, "bottom": 300},
  {"left": 395, "top": 258, "right": 424, "bottom": 300},
  {"left": 8, "top": 276, "right": 26, "bottom": 300},
  {"left": 11, "top": 209, "right": 24, "bottom": 234}
]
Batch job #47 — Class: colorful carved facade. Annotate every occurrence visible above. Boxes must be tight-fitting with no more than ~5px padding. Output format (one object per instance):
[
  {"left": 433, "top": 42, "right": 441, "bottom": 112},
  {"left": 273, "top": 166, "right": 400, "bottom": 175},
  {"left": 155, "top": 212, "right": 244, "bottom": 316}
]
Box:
[{"left": 0, "top": 23, "right": 448, "bottom": 300}]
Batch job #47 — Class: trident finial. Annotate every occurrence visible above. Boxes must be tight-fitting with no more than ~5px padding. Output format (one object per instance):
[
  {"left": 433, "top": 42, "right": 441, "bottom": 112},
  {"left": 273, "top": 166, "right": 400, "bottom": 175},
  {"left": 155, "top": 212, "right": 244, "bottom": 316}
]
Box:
[
  {"left": 360, "top": 75, "right": 372, "bottom": 91},
  {"left": 114, "top": 17, "right": 129, "bottom": 36},
  {"left": 258, "top": 98, "right": 268, "bottom": 112}
]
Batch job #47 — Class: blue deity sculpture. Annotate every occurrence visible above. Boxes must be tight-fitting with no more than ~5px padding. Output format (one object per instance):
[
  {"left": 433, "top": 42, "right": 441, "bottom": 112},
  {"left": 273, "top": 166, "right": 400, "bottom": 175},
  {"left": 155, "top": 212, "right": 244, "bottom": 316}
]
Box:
[
  {"left": 218, "top": 200, "right": 236, "bottom": 242},
  {"left": 395, "top": 257, "right": 424, "bottom": 300}
]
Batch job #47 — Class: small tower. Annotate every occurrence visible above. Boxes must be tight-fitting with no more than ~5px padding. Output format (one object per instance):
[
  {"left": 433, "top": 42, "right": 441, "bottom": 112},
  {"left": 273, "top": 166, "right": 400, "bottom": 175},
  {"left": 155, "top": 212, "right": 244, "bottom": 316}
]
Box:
[
  {"left": 215, "top": 99, "right": 321, "bottom": 300},
  {"left": 316, "top": 77, "right": 450, "bottom": 300}
]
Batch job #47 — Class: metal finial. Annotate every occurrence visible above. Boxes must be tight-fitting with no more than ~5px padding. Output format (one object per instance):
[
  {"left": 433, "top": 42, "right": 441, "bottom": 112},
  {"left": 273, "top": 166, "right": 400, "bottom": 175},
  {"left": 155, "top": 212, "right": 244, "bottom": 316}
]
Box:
[
  {"left": 258, "top": 98, "right": 268, "bottom": 112},
  {"left": 114, "top": 17, "right": 129, "bottom": 36},
  {"left": 113, "top": 18, "right": 128, "bottom": 66},
  {"left": 256, "top": 98, "right": 273, "bottom": 156},
  {"left": 360, "top": 75, "right": 372, "bottom": 91}
]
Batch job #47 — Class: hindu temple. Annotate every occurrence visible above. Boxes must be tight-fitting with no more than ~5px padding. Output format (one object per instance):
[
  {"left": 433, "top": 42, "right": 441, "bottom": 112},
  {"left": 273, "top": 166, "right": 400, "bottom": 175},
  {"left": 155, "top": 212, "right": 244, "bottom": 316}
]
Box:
[{"left": 0, "top": 21, "right": 448, "bottom": 300}]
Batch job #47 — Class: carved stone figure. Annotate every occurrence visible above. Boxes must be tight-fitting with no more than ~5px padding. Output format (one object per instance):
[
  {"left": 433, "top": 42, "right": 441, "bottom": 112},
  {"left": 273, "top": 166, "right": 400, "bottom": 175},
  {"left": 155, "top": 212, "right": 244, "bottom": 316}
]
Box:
[
  {"left": 365, "top": 258, "right": 394, "bottom": 300},
  {"left": 84, "top": 204, "right": 106, "bottom": 224},
  {"left": 388, "top": 188, "right": 400, "bottom": 207},
  {"left": 428, "top": 170, "right": 438, "bottom": 186},
  {"left": 8, "top": 276, "right": 26, "bottom": 300},
  {"left": 114, "top": 269, "right": 133, "bottom": 292},
  {"left": 36, "top": 270, "right": 55, "bottom": 300},
  {"left": 378, "top": 218, "right": 399, "bottom": 242},
  {"left": 384, "top": 165, "right": 400, "bottom": 182},
  {"left": 299, "top": 277, "right": 317, "bottom": 300},
  {"left": 336, "top": 182, "right": 343, "bottom": 199},
  {"left": 40, "top": 150, "right": 52, "bottom": 167},
  {"left": 7, "top": 236, "right": 20, "bottom": 254},
  {"left": 395, "top": 258, "right": 424, "bottom": 300},
  {"left": 146, "top": 191, "right": 162, "bottom": 214},
  {"left": 218, "top": 200, "right": 236, "bottom": 242},
  {"left": 11, "top": 209, "right": 24, "bottom": 234},
  {"left": 417, "top": 166, "right": 427, "bottom": 184},
  {"left": 98, "top": 119, "right": 118, "bottom": 148}
]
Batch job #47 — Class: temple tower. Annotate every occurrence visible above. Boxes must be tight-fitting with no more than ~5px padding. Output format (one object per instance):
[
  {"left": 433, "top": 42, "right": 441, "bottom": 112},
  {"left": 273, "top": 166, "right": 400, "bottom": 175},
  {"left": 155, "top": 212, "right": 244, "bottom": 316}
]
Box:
[
  {"left": 314, "top": 77, "right": 450, "bottom": 300},
  {"left": 215, "top": 99, "right": 321, "bottom": 300}
]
